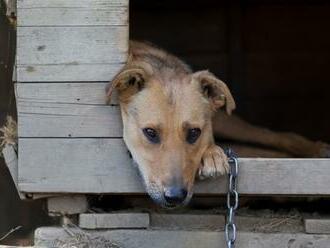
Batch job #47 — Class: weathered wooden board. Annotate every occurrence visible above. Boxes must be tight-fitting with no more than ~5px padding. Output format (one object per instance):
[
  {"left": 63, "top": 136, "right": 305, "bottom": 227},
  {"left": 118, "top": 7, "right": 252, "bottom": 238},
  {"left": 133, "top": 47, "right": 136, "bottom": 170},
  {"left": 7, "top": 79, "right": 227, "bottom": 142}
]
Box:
[
  {"left": 150, "top": 214, "right": 225, "bottom": 230},
  {"left": 16, "top": 0, "right": 129, "bottom": 82},
  {"left": 35, "top": 227, "right": 330, "bottom": 248},
  {"left": 17, "top": 0, "right": 128, "bottom": 8},
  {"left": 16, "top": 64, "right": 125, "bottom": 82},
  {"left": 79, "top": 212, "right": 302, "bottom": 231},
  {"left": 17, "top": 101, "right": 122, "bottom": 137},
  {"left": 16, "top": 83, "right": 122, "bottom": 137},
  {"left": 15, "top": 83, "right": 117, "bottom": 105},
  {"left": 17, "top": 27, "right": 128, "bottom": 65},
  {"left": 18, "top": 139, "right": 138, "bottom": 193},
  {"left": 18, "top": 8, "right": 128, "bottom": 26},
  {"left": 79, "top": 213, "right": 150, "bottom": 229},
  {"left": 0, "top": 246, "right": 33, "bottom": 248},
  {"left": 17, "top": 139, "right": 330, "bottom": 195},
  {"left": 305, "top": 218, "right": 330, "bottom": 234}
]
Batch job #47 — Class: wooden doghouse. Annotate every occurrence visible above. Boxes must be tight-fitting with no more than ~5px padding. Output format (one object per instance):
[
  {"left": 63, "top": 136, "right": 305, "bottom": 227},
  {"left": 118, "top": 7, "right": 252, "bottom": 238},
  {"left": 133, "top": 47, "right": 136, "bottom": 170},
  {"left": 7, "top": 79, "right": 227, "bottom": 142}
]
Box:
[{"left": 3, "top": 0, "right": 330, "bottom": 246}]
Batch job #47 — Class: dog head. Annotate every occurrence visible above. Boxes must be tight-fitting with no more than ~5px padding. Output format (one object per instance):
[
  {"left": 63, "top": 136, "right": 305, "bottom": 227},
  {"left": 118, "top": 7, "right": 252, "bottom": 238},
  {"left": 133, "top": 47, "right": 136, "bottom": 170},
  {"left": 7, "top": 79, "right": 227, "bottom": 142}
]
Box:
[{"left": 107, "top": 65, "right": 235, "bottom": 208}]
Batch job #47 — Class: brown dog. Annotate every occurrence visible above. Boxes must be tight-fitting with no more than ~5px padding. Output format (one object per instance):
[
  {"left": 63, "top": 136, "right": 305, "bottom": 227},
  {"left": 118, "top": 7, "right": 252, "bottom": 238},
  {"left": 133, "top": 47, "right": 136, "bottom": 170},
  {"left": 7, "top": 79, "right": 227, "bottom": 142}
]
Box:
[{"left": 107, "top": 41, "right": 330, "bottom": 208}]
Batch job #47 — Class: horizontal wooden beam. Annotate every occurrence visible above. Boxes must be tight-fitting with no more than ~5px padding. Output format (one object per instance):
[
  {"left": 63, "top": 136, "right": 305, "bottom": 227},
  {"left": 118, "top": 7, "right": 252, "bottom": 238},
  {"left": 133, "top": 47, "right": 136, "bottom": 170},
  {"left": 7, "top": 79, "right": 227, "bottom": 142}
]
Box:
[
  {"left": 17, "top": 0, "right": 128, "bottom": 9},
  {"left": 35, "top": 227, "right": 330, "bottom": 248},
  {"left": 305, "top": 218, "right": 330, "bottom": 234},
  {"left": 17, "top": 27, "right": 128, "bottom": 65},
  {"left": 18, "top": 7, "right": 128, "bottom": 27},
  {"left": 79, "top": 213, "right": 150, "bottom": 229},
  {"left": 16, "top": 83, "right": 122, "bottom": 137},
  {"left": 79, "top": 212, "right": 302, "bottom": 233},
  {"left": 16, "top": 83, "right": 117, "bottom": 104},
  {"left": 16, "top": 64, "right": 125, "bottom": 82},
  {"left": 18, "top": 138, "right": 330, "bottom": 195},
  {"left": 17, "top": 101, "right": 122, "bottom": 137}
]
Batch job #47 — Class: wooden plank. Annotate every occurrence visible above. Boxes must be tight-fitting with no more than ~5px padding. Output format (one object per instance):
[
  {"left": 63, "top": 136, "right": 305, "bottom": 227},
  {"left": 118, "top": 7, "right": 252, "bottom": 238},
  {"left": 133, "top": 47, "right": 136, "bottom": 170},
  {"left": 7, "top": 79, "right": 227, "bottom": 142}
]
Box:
[
  {"left": 34, "top": 227, "right": 330, "bottom": 248},
  {"left": 16, "top": 63, "right": 125, "bottom": 82},
  {"left": 150, "top": 214, "right": 302, "bottom": 232},
  {"left": 17, "top": 26, "right": 128, "bottom": 65},
  {"left": 16, "top": 0, "right": 129, "bottom": 82},
  {"left": 17, "top": 0, "right": 128, "bottom": 8},
  {"left": 0, "top": 246, "right": 33, "bottom": 248},
  {"left": 150, "top": 214, "right": 225, "bottom": 230},
  {"left": 17, "top": 7, "right": 128, "bottom": 26},
  {"left": 17, "top": 139, "right": 330, "bottom": 194},
  {"left": 305, "top": 218, "right": 330, "bottom": 234},
  {"left": 79, "top": 213, "right": 149, "bottom": 229},
  {"left": 18, "top": 138, "right": 139, "bottom": 193},
  {"left": 17, "top": 101, "right": 122, "bottom": 137},
  {"left": 15, "top": 83, "right": 118, "bottom": 105},
  {"left": 16, "top": 83, "right": 122, "bottom": 137}
]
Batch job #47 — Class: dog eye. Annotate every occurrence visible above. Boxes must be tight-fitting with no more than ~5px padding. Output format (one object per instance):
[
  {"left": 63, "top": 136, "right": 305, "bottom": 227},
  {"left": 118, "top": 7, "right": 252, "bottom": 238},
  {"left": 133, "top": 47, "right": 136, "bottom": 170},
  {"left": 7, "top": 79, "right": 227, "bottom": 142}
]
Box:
[
  {"left": 142, "top": 128, "right": 160, "bottom": 144},
  {"left": 186, "top": 128, "right": 201, "bottom": 144}
]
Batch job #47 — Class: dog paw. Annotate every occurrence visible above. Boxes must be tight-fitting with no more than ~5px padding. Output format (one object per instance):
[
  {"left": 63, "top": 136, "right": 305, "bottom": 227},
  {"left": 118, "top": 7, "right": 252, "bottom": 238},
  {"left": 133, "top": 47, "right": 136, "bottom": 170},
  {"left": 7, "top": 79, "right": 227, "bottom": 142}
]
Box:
[{"left": 198, "top": 145, "right": 229, "bottom": 180}]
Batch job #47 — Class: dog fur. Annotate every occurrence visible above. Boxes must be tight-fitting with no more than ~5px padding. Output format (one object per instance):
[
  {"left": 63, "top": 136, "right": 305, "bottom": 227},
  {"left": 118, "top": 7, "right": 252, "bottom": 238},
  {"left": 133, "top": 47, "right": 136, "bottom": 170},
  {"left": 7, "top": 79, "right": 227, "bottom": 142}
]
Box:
[{"left": 107, "top": 41, "right": 330, "bottom": 207}]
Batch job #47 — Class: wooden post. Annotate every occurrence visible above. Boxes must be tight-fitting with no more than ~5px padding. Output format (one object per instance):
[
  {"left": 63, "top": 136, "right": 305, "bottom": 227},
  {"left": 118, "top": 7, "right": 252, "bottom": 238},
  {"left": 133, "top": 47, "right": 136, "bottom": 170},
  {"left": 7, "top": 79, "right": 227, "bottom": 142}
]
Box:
[{"left": 1, "top": 144, "right": 25, "bottom": 199}]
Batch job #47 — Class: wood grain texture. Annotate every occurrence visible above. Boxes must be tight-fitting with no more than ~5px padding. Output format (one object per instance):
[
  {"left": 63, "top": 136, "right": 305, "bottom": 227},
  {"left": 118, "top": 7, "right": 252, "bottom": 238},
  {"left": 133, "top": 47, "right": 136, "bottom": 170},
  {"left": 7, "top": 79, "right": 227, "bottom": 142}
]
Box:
[
  {"left": 17, "top": 26, "right": 128, "bottom": 65},
  {"left": 35, "top": 227, "right": 330, "bottom": 248},
  {"left": 79, "top": 213, "right": 150, "bottom": 229},
  {"left": 17, "top": 0, "right": 128, "bottom": 8},
  {"left": 17, "top": 139, "right": 330, "bottom": 195},
  {"left": 150, "top": 214, "right": 225, "bottom": 230},
  {"left": 16, "top": 63, "right": 125, "bottom": 82},
  {"left": 16, "top": 83, "right": 118, "bottom": 105},
  {"left": 17, "top": 101, "right": 122, "bottom": 137},
  {"left": 18, "top": 138, "right": 139, "bottom": 193},
  {"left": 0, "top": 246, "right": 33, "bottom": 248},
  {"left": 16, "top": 82, "right": 121, "bottom": 137},
  {"left": 16, "top": 0, "right": 129, "bottom": 82},
  {"left": 18, "top": 7, "right": 128, "bottom": 26},
  {"left": 305, "top": 218, "right": 330, "bottom": 234}
]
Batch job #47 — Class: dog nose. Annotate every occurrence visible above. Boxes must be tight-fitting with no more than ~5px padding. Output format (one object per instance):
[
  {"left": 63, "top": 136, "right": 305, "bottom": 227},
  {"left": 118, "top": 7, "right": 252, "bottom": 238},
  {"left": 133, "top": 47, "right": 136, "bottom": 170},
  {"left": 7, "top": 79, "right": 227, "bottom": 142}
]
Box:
[{"left": 164, "top": 187, "right": 188, "bottom": 205}]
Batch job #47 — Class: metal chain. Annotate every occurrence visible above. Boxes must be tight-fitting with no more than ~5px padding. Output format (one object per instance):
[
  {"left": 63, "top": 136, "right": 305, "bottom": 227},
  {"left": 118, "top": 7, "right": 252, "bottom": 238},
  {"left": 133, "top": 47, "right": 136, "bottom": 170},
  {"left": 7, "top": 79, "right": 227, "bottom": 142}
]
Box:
[{"left": 225, "top": 149, "right": 239, "bottom": 248}]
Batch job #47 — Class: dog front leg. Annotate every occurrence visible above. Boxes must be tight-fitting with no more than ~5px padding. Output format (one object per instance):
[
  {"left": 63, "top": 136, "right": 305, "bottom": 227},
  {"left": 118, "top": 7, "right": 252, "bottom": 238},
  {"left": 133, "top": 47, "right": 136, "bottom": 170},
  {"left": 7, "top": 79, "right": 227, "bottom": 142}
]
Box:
[{"left": 198, "top": 145, "right": 229, "bottom": 180}]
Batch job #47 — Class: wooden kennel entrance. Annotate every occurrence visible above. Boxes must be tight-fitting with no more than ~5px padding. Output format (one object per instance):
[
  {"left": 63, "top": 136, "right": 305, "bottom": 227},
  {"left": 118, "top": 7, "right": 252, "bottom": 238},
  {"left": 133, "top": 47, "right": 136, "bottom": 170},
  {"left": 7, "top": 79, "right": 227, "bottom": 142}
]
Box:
[{"left": 6, "top": 0, "right": 330, "bottom": 246}]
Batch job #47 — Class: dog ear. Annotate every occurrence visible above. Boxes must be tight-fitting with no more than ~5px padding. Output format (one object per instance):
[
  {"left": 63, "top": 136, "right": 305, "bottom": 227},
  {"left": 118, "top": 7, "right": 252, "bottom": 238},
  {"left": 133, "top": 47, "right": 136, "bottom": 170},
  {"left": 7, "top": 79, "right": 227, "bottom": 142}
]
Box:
[
  {"left": 193, "top": 70, "right": 236, "bottom": 114},
  {"left": 106, "top": 67, "right": 148, "bottom": 104}
]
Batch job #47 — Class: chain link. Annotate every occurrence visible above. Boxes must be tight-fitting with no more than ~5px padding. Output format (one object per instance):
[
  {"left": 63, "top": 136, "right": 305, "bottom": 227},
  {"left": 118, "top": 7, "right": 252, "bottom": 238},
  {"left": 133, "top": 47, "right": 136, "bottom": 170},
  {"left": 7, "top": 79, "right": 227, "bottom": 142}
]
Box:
[{"left": 225, "top": 149, "right": 239, "bottom": 248}]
